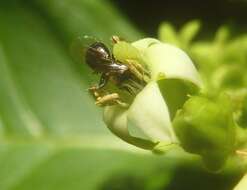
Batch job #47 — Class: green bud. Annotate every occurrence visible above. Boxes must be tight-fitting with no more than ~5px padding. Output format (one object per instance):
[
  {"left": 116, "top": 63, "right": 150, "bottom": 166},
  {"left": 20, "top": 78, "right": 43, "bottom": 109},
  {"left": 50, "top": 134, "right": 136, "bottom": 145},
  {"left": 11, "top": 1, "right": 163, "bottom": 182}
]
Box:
[
  {"left": 238, "top": 95, "right": 247, "bottom": 128},
  {"left": 112, "top": 41, "right": 143, "bottom": 64},
  {"left": 211, "top": 65, "right": 247, "bottom": 90},
  {"left": 173, "top": 95, "right": 236, "bottom": 171}
]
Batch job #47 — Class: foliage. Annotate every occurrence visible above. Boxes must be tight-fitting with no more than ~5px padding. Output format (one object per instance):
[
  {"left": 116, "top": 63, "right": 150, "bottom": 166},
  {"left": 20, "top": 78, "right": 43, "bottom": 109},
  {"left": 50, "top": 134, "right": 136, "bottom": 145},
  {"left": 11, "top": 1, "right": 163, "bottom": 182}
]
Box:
[
  {"left": 159, "top": 20, "right": 247, "bottom": 189},
  {"left": 159, "top": 21, "right": 247, "bottom": 93}
]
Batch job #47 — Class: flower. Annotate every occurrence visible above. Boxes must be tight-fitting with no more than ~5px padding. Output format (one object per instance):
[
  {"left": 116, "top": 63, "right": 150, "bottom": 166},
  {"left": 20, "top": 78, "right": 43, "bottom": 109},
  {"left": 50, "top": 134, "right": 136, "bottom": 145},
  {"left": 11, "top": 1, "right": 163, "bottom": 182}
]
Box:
[{"left": 103, "top": 38, "right": 202, "bottom": 150}]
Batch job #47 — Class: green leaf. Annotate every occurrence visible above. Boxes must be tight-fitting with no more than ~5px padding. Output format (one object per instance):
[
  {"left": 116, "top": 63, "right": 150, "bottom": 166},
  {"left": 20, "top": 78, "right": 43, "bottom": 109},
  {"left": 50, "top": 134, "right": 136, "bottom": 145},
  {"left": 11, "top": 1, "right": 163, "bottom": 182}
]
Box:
[{"left": 0, "top": 1, "right": 163, "bottom": 189}]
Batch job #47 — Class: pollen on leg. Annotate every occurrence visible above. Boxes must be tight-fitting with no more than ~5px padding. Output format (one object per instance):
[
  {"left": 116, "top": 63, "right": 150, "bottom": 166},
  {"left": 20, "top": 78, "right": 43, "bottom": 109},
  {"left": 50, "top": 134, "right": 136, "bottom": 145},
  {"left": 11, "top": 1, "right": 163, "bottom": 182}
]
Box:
[{"left": 95, "top": 93, "right": 120, "bottom": 106}]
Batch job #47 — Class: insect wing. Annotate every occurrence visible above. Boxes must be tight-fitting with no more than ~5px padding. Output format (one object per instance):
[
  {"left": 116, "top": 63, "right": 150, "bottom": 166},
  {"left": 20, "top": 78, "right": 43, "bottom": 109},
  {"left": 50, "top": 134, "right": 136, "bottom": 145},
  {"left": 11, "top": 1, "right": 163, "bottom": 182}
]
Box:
[{"left": 70, "top": 35, "right": 100, "bottom": 65}]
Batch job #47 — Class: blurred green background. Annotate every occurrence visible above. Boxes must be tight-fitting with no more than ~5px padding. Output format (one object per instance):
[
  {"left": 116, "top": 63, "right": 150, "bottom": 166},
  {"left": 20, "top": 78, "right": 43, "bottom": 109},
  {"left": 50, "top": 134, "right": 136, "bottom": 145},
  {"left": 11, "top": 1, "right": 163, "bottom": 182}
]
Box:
[{"left": 0, "top": 0, "right": 246, "bottom": 190}]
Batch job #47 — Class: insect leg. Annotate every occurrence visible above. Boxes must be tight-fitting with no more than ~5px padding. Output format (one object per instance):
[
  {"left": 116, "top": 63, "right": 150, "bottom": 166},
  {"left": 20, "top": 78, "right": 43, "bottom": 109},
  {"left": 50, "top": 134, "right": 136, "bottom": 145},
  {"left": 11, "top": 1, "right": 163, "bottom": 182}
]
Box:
[
  {"left": 119, "top": 83, "right": 135, "bottom": 95},
  {"left": 95, "top": 93, "right": 129, "bottom": 107},
  {"left": 97, "top": 73, "right": 109, "bottom": 89},
  {"left": 88, "top": 73, "right": 109, "bottom": 91}
]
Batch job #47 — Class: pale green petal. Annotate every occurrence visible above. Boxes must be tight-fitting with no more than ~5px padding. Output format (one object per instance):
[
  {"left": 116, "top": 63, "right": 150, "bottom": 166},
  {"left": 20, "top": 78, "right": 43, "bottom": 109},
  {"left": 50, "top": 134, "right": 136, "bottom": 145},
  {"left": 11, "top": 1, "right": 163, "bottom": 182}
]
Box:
[
  {"left": 131, "top": 38, "right": 161, "bottom": 50},
  {"left": 127, "top": 81, "right": 178, "bottom": 142},
  {"left": 103, "top": 106, "right": 129, "bottom": 139},
  {"left": 103, "top": 106, "right": 157, "bottom": 149},
  {"left": 158, "top": 79, "right": 198, "bottom": 119},
  {"left": 133, "top": 38, "right": 202, "bottom": 119},
  {"left": 132, "top": 38, "right": 202, "bottom": 87},
  {"left": 113, "top": 41, "right": 141, "bottom": 63},
  {"left": 234, "top": 173, "right": 247, "bottom": 190}
]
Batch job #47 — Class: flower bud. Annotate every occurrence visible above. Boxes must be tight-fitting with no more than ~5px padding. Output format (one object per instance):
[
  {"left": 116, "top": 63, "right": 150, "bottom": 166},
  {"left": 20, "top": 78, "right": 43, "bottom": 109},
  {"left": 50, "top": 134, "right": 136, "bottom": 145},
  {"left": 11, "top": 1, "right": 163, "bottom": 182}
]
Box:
[{"left": 173, "top": 94, "right": 236, "bottom": 171}]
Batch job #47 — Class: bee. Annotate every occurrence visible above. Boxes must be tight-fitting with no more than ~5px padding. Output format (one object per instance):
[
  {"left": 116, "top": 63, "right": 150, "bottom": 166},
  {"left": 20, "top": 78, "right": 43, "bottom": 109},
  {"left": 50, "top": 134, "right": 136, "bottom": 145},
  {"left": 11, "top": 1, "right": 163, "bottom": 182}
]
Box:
[{"left": 72, "top": 36, "right": 149, "bottom": 107}]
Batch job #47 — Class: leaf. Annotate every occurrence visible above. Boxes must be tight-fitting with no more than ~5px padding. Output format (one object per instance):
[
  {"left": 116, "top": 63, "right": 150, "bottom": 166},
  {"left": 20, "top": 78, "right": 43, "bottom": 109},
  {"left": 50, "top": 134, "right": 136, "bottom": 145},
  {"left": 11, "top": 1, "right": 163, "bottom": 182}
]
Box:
[{"left": 0, "top": 1, "right": 162, "bottom": 189}]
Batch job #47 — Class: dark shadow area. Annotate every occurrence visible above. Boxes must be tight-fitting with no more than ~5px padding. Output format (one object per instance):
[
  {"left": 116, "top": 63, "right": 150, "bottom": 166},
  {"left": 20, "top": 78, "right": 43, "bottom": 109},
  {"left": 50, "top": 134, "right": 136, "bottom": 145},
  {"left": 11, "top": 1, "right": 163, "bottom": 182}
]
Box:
[
  {"left": 111, "top": 0, "right": 247, "bottom": 37},
  {"left": 100, "top": 173, "right": 146, "bottom": 190},
  {"left": 100, "top": 162, "right": 243, "bottom": 190},
  {"left": 163, "top": 164, "right": 243, "bottom": 190}
]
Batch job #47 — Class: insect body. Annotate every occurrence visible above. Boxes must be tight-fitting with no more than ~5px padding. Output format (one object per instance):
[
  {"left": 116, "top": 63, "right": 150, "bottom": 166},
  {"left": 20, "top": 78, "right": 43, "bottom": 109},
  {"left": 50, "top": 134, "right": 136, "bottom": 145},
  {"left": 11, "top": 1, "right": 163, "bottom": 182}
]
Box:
[
  {"left": 85, "top": 42, "right": 118, "bottom": 73},
  {"left": 86, "top": 42, "right": 129, "bottom": 90},
  {"left": 84, "top": 37, "right": 149, "bottom": 107}
]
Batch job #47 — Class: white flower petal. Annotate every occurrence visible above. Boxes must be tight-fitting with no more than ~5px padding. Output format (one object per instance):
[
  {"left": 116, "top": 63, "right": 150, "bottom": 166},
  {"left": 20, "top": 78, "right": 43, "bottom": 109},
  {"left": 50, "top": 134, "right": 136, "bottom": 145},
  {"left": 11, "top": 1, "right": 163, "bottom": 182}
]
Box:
[
  {"left": 103, "top": 106, "right": 129, "bottom": 139},
  {"left": 103, "top": 106, "right": 156, "bottom": 149},
  {"left": 127, "top": 81, "right": 177, "bottom": 142},
  {"left": 133, "top": 38, "right": 202, "bottom": 87},
  {"left": 131, "top": 38, "right": 160, "bottom": 50}
]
